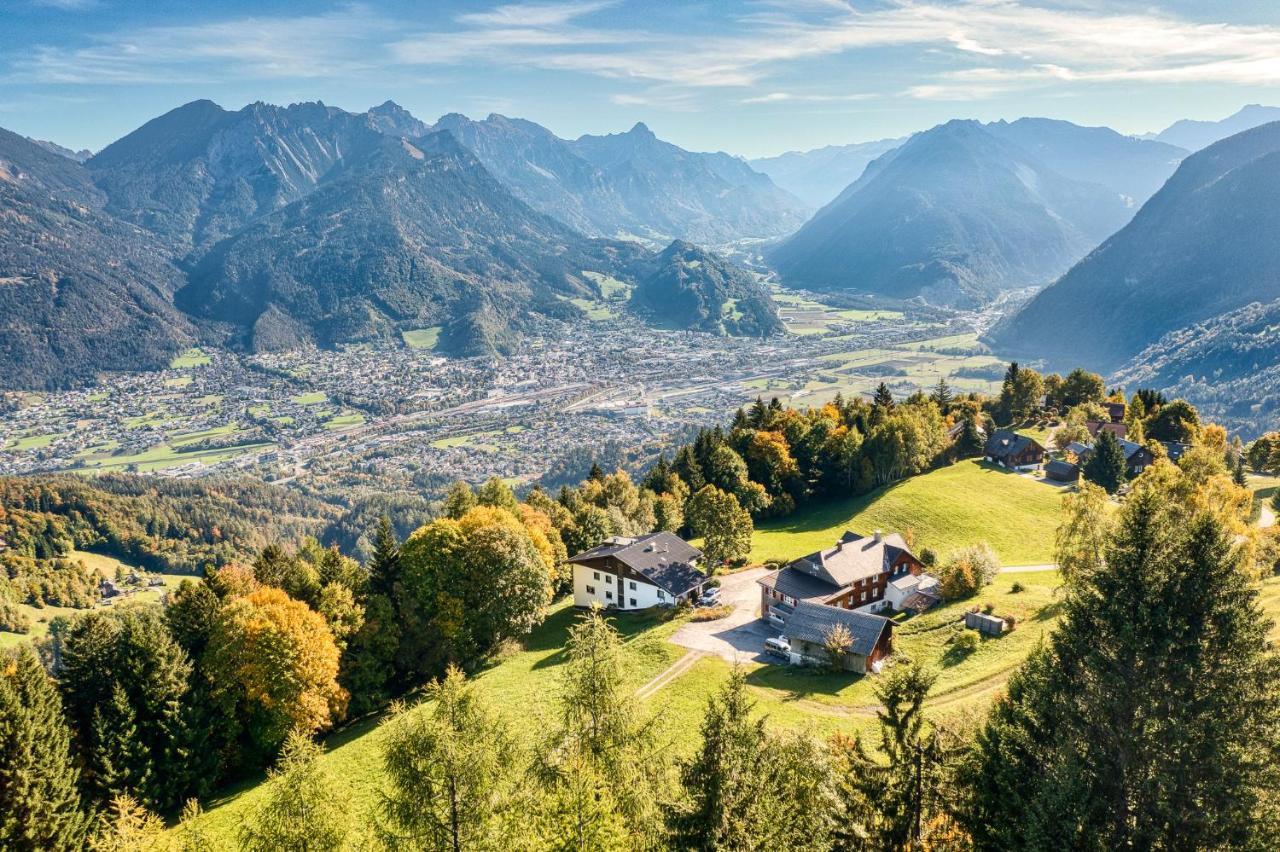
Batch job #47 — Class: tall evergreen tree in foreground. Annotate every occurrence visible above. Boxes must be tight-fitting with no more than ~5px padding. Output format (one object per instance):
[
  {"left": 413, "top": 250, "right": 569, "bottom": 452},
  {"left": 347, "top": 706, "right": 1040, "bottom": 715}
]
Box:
[
  {"left": 962, "top": 475, "right": 1280, "bottom": 849},
  {"left": 378, "top": 666, "right": 517, "bottom": 851},
  {"left": 0, "top": 645, "right": 90, "bottom": 851},
  {"left": 238, "top": 732, "right": 349, "bottom": 852}
]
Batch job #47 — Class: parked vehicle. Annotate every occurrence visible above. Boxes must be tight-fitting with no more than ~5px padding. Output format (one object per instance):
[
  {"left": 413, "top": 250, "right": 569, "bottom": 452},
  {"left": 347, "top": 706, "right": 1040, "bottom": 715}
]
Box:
[
  {"left": 698, "top": 586, "right": 722, "bottom": 606},
  {"left": 764, "top": 636, "right": 791, "bottom": 659}
]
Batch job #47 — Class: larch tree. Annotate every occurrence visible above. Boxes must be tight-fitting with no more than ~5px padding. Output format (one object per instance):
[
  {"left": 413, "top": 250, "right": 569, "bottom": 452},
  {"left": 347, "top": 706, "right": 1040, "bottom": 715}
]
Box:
[
  {"left": 238, "top": 733, "right": 349, "bottom": 852},
  {"left": 378, "top": 666, "right": 517, "bottom": 851}
]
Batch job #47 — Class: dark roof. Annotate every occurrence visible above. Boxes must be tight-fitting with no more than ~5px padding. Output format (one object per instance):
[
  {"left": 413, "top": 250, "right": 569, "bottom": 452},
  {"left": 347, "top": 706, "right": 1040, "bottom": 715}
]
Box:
[
  {"left": 782, "top": 601, "right": 891, "bottom": 656},
  {"left": 568, "top": 532, "right": 705, "bottom": 595},
  {"left": 760, "top": 565, "right": 841, "bottom": 601},
  {"left": 783, "top": 530, "right": 916, "bottom": 589},
  {"left": 1163, "top": 441, "right": 1192, "bottom": 462},
  {"left": 1044, "top": 459, "right": 1079, "bottom": 480},
  {"left": 984, "top": 430, "right": 1043, "bottom": 459}
]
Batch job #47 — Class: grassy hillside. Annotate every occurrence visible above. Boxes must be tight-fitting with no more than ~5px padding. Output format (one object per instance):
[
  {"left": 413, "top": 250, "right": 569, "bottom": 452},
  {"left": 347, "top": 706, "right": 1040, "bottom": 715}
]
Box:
[
  {"left": 178, "top": 566, "right": 1063, "bottom": 842},
  {"left": 751, "top": 459, "right": 1064, "bottom": 566}
]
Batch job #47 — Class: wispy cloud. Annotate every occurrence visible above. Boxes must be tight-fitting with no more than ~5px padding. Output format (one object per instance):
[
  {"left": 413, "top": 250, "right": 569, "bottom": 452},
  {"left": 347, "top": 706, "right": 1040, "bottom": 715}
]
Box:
[{"left": 9, "top": 1, "right": 1280, "bottom": 108}]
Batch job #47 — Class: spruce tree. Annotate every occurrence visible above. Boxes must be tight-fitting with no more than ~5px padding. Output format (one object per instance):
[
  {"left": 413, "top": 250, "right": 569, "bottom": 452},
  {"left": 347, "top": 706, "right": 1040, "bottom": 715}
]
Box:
[
  {"left": 1082, "top": 429, "right": 1126, "bottom": 494},
  {"left": 368, "top": 516, "right": 402, "bottom": 600},
  {"left": 962, "top": 480, "right": 1280, "bottom": 848},
  {"left": 0, "top": 645, "right": 90, "bottom": 851},
  {"left": 931, "top": 377, "right": 953, "bottom": 412}
]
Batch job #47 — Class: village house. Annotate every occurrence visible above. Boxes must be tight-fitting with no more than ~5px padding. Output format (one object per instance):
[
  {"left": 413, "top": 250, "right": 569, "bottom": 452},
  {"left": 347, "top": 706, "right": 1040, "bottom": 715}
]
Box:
[
  {"left": 1086, "top": 420, "right": 1128, "bottom": 440},
  {"left": 1104, "top": 400, "right": 1126, "bottom": 423},
  {"left": 758, "top": 530, "right": 926, "bottom": 622},
  {"left": 1044, "top": 459, "right": 1080, "bottom": 482},
  {"left": 1070, "top": 437, "right": 1155, "bottom": 477},
  {"left": 568, "top": 532, "right": 707, "bottom": 611},
  {"left": 984, "top": 430, "right": 1045, "bottom": 470},
  {"left": 780, "top": 600, "right": 894, "bottom": 674}
]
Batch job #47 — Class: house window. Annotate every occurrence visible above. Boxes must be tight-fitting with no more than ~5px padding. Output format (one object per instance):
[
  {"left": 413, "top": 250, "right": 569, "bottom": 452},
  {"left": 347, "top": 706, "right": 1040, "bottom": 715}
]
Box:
[
  {"left": 586, "top": 585, "right": 596, "bottom": 595},
  {"left": 657, "top": 590, "right": 665, "bottom": 600},
  {"left": 593, "top": 571, "right": 600, "bottom": 580},
  {"left": 630, "top": 598, "right": 637, "bottom": 607},
  {"left": 606, "top": 591, "right": 613, "bottom": 600},
  {"left": 629, "top": 581, "right": 636, "bottom": 590}
]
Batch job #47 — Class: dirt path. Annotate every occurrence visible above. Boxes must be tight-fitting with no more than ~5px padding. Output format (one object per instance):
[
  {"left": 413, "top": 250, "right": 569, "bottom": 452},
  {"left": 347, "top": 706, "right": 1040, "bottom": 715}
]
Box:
[
  {"left": 635, "top": 650, "right": 706, "bottom": 700},
  {"left": 1000, "top": 563, "right": 1058, "bottom": 573}
]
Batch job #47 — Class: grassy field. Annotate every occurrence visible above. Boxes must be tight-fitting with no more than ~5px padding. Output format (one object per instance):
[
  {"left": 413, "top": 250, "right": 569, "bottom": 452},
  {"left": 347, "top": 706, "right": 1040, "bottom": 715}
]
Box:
[
  {"left": 170, "top": 348, "right": 212, "bottom": 369},
  {"left": 750, "top": 460, "right": 1065, "bottom": 566},
  {"left": 0, "top": 551, "right": 193, "bottom": 647},
  {"left": 178, "top": 563, "right": 1063, "bottom": 842},
  {"left": 400, "top": 327, "right": 442, "bottom": 350}
]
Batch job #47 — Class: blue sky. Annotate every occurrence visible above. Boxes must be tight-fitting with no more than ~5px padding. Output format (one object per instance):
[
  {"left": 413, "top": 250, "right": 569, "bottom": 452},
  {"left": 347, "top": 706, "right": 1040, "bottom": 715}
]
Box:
[{"left": 4, "top": 0, "right": 1280, "bottom": 157}]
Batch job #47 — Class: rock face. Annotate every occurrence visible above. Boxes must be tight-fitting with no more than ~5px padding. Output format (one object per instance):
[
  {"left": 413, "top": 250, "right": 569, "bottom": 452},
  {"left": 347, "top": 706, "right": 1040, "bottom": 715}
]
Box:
[
  {"left": 990, "top": 120, "right": 1280, "bottom": 373},
  {"left": 767, "top": 119, "right": 1137, "bottom": 306},
  {"left": 0, "top": 128, "right": 194, "bottom": 389},
  {"left": 629, "top": 241, "right": 783, "bottom": 337},
  {"left": 430, "top": 114, "right": 809, "bottom": 244}
]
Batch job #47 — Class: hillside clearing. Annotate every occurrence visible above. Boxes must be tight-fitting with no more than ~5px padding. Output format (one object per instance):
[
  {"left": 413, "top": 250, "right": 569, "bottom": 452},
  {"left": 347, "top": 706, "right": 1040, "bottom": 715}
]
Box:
[{"left": 750, "top": 460, "right": 1064, "bottom": 565}]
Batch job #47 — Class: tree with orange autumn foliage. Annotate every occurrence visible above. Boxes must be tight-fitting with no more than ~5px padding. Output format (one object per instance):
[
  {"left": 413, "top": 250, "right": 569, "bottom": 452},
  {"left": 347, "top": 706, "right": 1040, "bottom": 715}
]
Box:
[{"left": 204, "top": 587, "right": 346, "bottom": 765}]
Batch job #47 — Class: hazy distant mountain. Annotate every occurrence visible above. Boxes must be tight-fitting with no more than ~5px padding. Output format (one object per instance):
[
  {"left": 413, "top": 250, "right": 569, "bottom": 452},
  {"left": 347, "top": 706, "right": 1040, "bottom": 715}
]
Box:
[
  {"left": 569, "top": 122, "right": 810, "bottom": 244},
  {"left": 26, "top": 137, "right": 92, "bottom": 163},
  {"left": 1152, "top": 104, "right": 1280, "bottom": 152},
  {"left": 984, "top": 118, "right": 1186, "bottom": 205},
  {"left": 750, "top": 138, "right": 903, "bottom": 208},
  {"left": 990, "top": 121, "right": 1280, "bottom": 372},
  {"left": 0, "top": 128, "right": 193, "bottom": 388},
  {"left": 629, "top": 240, "right": 782, "bottom": 337},
  {"left": 767, "top": 119, "right": 1133, "bottom": 306},
  {"left": 177, "top": 131, "right": 646, "bottom": 355},
  {"left": 367, "top": 100, "right": 433, "bottom": 137}
]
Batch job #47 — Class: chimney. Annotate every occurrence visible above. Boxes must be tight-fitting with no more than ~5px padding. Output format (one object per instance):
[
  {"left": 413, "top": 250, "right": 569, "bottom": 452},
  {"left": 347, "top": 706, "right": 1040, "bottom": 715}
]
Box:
[{"left": 874, "top": 530, "right": 883, "bottom": 543}]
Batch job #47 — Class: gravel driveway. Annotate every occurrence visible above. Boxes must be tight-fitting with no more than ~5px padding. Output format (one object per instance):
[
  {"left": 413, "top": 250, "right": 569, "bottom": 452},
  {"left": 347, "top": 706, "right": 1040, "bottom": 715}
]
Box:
[{"left": 669, "top": 566, "right": 781, "bottom": 663}]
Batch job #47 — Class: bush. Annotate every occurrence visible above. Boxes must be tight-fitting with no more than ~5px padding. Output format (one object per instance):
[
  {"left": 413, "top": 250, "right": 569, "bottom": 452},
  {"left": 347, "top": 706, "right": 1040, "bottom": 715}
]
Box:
[
  {"left": 0, "top": 598, "right": 31, "bottom": 634},
  {"left": 1010, "top": 581, "right": 1025, "bottom": 593},
  {"left": 1004, "top": 614, "right": 1018, "bottom": 631},
  {"left": 953, "top": 631, "right": 980, "bottom": 654},
  {"left": 688, "top": 604, "right": 733, "bottom": 622},
  {"left": 919, "top": 548, "right": 938, "bottom": 568},
  {"left": 937, "top": 542, "right": 1001, "bottom": 600}
]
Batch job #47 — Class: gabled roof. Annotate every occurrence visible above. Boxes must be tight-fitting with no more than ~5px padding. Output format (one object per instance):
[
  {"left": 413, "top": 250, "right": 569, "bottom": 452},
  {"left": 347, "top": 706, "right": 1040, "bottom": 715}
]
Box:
[
  {"left": 1044, "top": 459, "right": 1079, "bottom": 479},
  {"left": 1116, "top": 438, "right": 1150, "bottom": 461},
  {"left": 568, "top": 532, "right": 705, "bottom": 596},
  {"left": 783, "top": 530, "right": 916, "bottom": 589},
  {"left": 783, "top": 601, "right": 892, "bottom": 656},
  {"left": 984, "top": 430, "right": 1042, "bottom": 458}
]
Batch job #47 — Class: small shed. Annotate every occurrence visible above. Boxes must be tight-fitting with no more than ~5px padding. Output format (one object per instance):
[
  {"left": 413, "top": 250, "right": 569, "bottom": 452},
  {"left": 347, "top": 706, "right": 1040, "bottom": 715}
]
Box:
[
  {"left": 1044, "top": 459, "right": 1079, "bottom": 482},
  {"left": 965, "top": 610, "right": 1007, "bottom": 636}
]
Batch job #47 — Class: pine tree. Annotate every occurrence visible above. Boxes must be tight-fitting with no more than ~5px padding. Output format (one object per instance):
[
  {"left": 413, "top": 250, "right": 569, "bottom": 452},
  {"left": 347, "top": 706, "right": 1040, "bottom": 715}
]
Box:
[
  {"left": 955, "top": 415, "right": 985, "bottom": 459},
  {"left": 0, "top": 645, "right": 90, "bottom": 851},
  {"left": 1082, "top": 429, "right": 1126, "bottom": 494},
  {"left": 748, "top": 396, "right": 768, "bottom": 427},
  {"left": 1234, "top": 454, "right": 1248, "bottom": 487},
  {"left": 89, "top": 794, "right": 165, "bottom": 852},
  {"left": 873, "top": 382, "right": 895, "bottom": 412},
  {"left": 963, "top": 481, "right": 1280, "bottom": 848},
  {"left": 873, "top": 663, "right": 953, "bottom": 849},
  {"left": 588, "top": 462, "right": 605, "bottom": 481}
]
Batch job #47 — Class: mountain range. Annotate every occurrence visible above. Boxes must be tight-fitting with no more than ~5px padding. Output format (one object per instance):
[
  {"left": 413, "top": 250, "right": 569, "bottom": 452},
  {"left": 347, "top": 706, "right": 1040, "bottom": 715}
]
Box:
[
  {"left": 1149, "top": 104, "right": 1280, "bottom": 153},
  {"left": 766, "top": 118, "right": 1183, "bottom": 306},
  {"left": 0, "top": 100, "right": 789, "bottom": 386},
  {"left": 750, "top": 137, "right": 905, "bottom": 208},
  {"left": 990, "top": 120, "right": 1280, "bottom": 377}
]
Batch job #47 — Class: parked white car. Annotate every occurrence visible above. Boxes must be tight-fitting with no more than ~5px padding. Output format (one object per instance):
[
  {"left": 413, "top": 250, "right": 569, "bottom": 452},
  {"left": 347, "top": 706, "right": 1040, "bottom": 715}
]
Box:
[
  {"left": 764, "top": 636, "right": 791, "bottom": 659},
  {"left": 697, "top": 586, "right": 722, "bottom": 607}
]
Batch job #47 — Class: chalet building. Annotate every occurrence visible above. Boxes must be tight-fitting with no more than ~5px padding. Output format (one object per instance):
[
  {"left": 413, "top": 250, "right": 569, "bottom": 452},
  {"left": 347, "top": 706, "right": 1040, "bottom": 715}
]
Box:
[
  {"left": 781, "top": 601, "right": 894, "bottom": 674},
  {"left": 758, "top": 530, "right": 924, "bottom": 621},
  {"left": 984, "top": 430, "right": 1045, "bottom": 470},
  {"left": 1071, "top": 437, "right": 1155, "bottom": 477},
  {"left": 1104, "top": 401, "right": 1127, "bottom": 424},
  {"left": 569, "top": 532, "right": 707, "bottom": 611}
]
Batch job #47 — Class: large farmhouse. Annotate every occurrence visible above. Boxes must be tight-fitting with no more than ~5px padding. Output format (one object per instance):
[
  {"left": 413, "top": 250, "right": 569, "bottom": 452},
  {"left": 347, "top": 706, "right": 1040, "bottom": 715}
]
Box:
[
  {"left": 758, "top": 530, "right": 925, "bottom": 621},
  {"left": 569, "top": 532, "right": 707, "bottom": 610}
]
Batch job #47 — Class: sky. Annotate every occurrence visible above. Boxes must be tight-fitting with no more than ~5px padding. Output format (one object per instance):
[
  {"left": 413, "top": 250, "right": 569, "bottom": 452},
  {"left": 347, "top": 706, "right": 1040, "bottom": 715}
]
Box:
[{"left": 4, "top": 0, "right": 1280, "bottom": 158}]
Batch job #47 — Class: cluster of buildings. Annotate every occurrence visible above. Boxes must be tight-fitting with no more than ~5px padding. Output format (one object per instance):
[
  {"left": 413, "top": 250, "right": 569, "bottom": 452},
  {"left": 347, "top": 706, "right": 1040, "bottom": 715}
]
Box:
[{"left": 569, "top": 528, "right": 945, "bottom": 676}]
